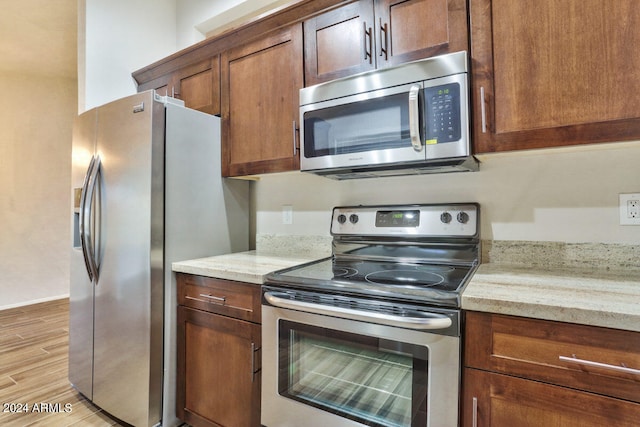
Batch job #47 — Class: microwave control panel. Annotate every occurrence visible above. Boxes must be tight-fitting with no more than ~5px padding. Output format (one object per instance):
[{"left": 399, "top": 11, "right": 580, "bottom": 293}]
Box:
[{"left": 424, "top": 83, "right": 461, "bottom": 144}]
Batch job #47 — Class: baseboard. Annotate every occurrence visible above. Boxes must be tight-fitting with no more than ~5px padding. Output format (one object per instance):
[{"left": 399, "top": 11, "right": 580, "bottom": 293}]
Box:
[{"left": 0, "top": 294, "right": 70, "bottom": 311}]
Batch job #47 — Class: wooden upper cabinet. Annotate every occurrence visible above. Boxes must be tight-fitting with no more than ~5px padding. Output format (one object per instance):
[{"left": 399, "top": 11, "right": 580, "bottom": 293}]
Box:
[
  {"left": 174, "top": 58, "right": 220, "bottom": 115},
  {"left": 304, "top": 1, "right": 376, "bottom": 85},
  {"left": 470, "top": 0, "right": 640, "bottom": 153},
  {"left": 377, "top": 0, "right": 468, "bottom": 66},
  {"left": 221, "top": 24, "right": 303, "bottom": 177},
  {"left": 304, "top": 0, "right": 468, "bottom": 86},
  {"left": 135, "top": 57, "right": 221, "bottom": 116}
]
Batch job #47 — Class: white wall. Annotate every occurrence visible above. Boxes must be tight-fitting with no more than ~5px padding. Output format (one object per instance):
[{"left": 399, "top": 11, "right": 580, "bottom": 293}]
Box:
[
  {"left": 0, "top": 72, "right": 77, "bottom": 309},
  {"left": 255, "top": 142, "right": 640, "bottom": 245},
  {"left": 81, "top": 0, "right": 177, "bottom": 111},
  {"left": 81, "top": 0, "right": 275, "bottom": 110},
  {"left": 175, "top": 0, "right": 244, "bottom": 50}
]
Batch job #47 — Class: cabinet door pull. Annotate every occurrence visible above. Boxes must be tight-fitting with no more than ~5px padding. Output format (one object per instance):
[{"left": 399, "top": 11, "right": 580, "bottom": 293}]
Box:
[
  {"left": 559, "top": 355, "right": 640, "bottom": 378},
  {"left": 480, "top": 86, "right": 487, "bottom": 133},
  {"left": 292, "top": 120, "right": 298, "bottom": 155},
  {"left": 363, "top": 22, "right": 373, "bottom": 64},
  {"left": 472, "top": 396, "right": 478, "bottom": 427},
  {"left": 379, "top": 18, "right": 388, "bottom": 60},
  {"left": 251, "top": 343, "right": 261, "bottom": 382}
]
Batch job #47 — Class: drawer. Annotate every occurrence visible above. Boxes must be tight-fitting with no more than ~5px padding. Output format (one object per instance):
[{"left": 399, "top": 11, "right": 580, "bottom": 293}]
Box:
[
  {"left": 464, "top": 311, "right": 640, "bottom": 403},
  {"left": 177, "top": 273, "right": 261, "bottom": 323}
]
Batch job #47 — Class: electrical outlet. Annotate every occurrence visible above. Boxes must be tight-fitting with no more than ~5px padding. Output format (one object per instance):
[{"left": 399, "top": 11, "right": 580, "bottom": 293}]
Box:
[
  {"left": 282, "top": 205, "right": 293, "bottom": 225},
  {"left": 619, "top": 193, "right": 640, "bottom": 225}
]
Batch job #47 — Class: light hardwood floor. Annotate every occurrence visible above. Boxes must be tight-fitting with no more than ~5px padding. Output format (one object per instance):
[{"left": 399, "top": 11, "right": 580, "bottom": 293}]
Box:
[{"left": 0, "top": 299, "right": 125, "bottom": 426}]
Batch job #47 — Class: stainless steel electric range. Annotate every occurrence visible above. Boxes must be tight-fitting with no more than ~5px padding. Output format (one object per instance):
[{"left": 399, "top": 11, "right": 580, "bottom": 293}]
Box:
[{"left": 261, "top": 203, "right": 480, "bottom": 427}]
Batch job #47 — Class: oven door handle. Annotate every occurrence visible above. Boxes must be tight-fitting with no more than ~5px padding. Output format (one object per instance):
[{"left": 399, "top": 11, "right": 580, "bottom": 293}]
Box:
[{"left": 264, "top": 292, "right": 453, "bottom": 331}]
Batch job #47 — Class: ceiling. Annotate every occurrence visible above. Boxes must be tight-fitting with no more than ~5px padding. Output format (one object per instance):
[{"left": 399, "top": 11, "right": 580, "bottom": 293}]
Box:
[{"left": 0, "top": 0, "right": 77, "bottom": 78}]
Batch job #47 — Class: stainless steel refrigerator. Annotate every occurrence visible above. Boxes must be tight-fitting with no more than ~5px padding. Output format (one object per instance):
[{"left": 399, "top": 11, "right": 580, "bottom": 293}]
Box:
[{"left": 69, "top": 91, "right": 248, "bottom": 427}]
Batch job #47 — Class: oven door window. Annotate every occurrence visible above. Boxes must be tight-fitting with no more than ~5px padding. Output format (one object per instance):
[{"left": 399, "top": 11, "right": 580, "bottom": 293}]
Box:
[
  {"left": 303, "top": 91, "right": 418, "bottom": 158},
  {"left": 278, "top": 320, "right": 428, "bottom": 427}
]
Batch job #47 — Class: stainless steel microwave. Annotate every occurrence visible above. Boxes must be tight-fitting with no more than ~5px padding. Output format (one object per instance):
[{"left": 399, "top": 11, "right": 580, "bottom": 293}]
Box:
[{"left": 299, "top": 51, "right": 477, "bottom": 179}]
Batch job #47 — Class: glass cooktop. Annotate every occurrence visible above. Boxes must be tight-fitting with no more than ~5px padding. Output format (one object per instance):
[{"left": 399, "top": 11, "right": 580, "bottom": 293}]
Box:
[{"left": 266, "top": 257, "right": 476, "bottom": 307}]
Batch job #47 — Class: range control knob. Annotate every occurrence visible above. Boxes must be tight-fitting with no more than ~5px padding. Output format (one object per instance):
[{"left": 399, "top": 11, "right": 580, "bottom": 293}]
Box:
[
  {"left": 349, "top": 214, "right": 359, "bottom": 224},
  {"left": 440, "top": 212, "right": 452, "bottom": 224},
  {"left": 457, "top": 211, "right": 470, "bottom": 224},
  {"left": 337, "top": 214, "right": 347, "bottom": 224}
]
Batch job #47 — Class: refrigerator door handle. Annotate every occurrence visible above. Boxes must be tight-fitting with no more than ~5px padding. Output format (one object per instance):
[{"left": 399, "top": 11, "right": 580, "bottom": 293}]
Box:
[
  {"left": 80, "top": 155, "right": 101, "bottom": 283},
  {"left": 79, "top": 156, "right": 96, "bottom": 281}
]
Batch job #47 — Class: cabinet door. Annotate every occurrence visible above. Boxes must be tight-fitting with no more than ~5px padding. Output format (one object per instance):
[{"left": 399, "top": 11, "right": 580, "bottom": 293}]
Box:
[
  {"left": 221, "top": 24, "right": 303, "bottom": 176},
  {"left": 173, "top": 57, "right": 221, "bottom": 116},
  {"left": 375, "top": 0, "right": 468, "bottom": 68},
  {"left": 304, "top": 0, "right": 376, "bottom": 86},
  {"left": 470, "top": 0, "right": 640, "bottom": 153},
  {"left": 176, "top": 306, "right": 261, "bottom": 427},
  {"left": 463, "top": 369, "right": 640, "bottom": 427}
]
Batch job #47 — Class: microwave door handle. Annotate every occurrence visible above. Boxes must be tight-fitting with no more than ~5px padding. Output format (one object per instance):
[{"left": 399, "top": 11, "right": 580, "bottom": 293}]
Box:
[{"left": 409, "top": 84, "right": 423, "bottom": 151}]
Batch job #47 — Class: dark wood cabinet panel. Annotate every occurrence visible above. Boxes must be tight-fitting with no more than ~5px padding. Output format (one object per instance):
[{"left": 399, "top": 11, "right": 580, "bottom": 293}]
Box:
[
  {"left": 376, "top": 0, "right": 468, "bottom": 67},
  {"left": 177, "top": 306, "right": 261, "bottom": 427},
  {"left": 304, "top": 1, "right": 376, "bottom": 85},
  {"left": 464, "top": 311, "right": 640, "bottom": 404},
  {"left": 463, "top": 312, "right": 640, "bottom": 427},
  {"left": 135, "top": 57, "right": 220, "bottom": 116},
  {"left": 470, "top": 0, "right": 640, "bottom": 153},
  {"left": 177, "top": 273, "right": 261, "bottom": 323},
  {"left": 304, "top": 0, "right": 468, "bottom": 85},
  {"left": 221, "top": 24, "right": 303, "bottom": 176},
  {"left": 176, "top": 57, "right": 220, "bottom": 115},
  {"left": 176, "top": 274, "right": 261, "bottom": 427},
  {"left": 463, "top": 369, "right": 640, "bottom": 427}
]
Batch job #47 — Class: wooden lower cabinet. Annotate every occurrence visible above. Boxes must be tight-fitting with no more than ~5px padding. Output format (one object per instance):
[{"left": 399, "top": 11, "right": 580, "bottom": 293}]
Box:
[
  {"left": 463, "top": 369, "right": 640, "bottom": 427},
  {"left": 463, "top": 311, "right": 640, "bottom": 426},
  {"left": 176, "top": 273, "right": 261, "bottom": 427}
]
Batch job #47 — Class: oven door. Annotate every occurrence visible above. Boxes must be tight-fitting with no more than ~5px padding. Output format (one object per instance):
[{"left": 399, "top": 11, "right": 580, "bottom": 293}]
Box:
[{"left": 261, "top": 293, "right": 460, "bottom": 427}]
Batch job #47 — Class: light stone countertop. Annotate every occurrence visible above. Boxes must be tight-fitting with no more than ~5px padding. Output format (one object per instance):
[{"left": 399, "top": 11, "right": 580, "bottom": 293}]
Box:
[
  {"left": 462, "top": 263, "right": 640, "bottom": 333},
  {"left": 172, "top": 239, "right": 640, "bottom": 333},
  {"left": 172, "top": 250, "right": 325, "bottom": 285}
]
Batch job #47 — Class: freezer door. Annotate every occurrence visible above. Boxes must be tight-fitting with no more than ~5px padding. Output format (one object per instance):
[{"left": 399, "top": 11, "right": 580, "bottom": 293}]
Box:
[
  {"left": 69, "top": 108, "right": 98, "bottom": 399},
  {"left": 92, "top": 91, "right": 164, "bottom": 427}
]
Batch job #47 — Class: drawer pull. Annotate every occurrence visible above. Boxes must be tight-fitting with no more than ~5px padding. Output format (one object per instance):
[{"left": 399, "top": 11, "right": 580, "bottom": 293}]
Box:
[
  {"left": 559, "top": 355, "right": 640, "bottom": 377},
  {"left": 185, "top": 294, "right": 226, "bottom": 305}
]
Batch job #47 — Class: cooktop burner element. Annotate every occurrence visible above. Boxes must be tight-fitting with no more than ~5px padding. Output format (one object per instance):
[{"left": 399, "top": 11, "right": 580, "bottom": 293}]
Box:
[
  {"left": 364, "top": 269, "right": 445, "bottom": 287},
  {"left": 266, "top": 203, "right": 480, "bottom": 308}
]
